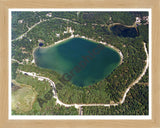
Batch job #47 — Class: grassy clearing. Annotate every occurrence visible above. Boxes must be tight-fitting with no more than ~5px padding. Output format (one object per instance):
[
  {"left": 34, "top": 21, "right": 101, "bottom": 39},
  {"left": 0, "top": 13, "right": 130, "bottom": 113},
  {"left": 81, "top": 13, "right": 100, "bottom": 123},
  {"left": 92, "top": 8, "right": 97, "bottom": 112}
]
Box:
[{"left": 12, "top": 81, "right": 37, "bottom": 113}]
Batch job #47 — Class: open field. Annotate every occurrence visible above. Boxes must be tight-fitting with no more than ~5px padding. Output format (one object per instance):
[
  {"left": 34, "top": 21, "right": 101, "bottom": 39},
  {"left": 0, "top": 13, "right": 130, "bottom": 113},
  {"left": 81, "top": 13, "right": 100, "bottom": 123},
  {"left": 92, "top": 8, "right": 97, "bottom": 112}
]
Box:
[{"left": 12, "top": 81, "right": 37, "bottom": 113}]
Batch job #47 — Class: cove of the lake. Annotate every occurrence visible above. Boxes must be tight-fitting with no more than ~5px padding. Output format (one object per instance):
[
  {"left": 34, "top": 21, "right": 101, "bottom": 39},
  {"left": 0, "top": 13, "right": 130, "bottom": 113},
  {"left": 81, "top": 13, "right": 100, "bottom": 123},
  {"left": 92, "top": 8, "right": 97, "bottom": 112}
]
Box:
[{"left": 34, "top": 38, "right": 121, "bottom": 87}]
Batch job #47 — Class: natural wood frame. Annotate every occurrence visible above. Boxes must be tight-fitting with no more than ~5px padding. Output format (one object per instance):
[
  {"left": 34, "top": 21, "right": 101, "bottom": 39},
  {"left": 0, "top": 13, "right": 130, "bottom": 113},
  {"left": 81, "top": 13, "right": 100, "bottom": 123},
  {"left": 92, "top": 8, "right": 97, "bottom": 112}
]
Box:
[{"left": 0, "top": 0, "right": 160, "bottom": 127}]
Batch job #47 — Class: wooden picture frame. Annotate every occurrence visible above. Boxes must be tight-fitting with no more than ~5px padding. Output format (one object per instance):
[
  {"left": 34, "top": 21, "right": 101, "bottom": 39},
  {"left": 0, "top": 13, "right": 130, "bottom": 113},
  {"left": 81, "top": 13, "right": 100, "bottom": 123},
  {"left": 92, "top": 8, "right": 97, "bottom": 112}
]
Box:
[{"left": 0, "top": 0, "right": 160, "bottom": 127}]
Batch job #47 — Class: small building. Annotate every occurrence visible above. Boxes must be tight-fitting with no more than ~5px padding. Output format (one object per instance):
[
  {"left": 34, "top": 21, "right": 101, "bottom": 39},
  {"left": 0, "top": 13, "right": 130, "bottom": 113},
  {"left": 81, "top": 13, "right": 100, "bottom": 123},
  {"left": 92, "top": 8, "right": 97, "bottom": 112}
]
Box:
[
  {"left": 46, "top": 13, "right": 52, "bottom": 17},
  {"left": 136, "top": 17, "right": 141, "bottom": 23},
  {"left": 109, "top": 16, "right": 112, "bottom": 21},
  {"left": 63, "top": 31, "right": 68, "bottom": 34},
  {"left": 143, "top": 16, "right": 148, "bottom": 21},
  {"left": 143, "top": 16, "right": 149, "bottom": 25},
  {"left": 67, "top": 27, "right": 72, "bottom": 33},
  {"left": 56, "top": 33, "right": 60, "bottom": 37},
  {"left": 18, "top": 20, "right": 23, "bottom": 24}
]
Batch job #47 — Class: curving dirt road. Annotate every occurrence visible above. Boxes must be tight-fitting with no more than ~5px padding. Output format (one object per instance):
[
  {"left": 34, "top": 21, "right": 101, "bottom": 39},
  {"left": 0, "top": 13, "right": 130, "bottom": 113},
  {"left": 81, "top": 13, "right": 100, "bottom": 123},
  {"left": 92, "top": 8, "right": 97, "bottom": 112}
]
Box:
[
  {"left": 18, "top": 42, "right": 149, "bottom": 110},
  {"left": 13, "top": 16, "right": 149, "bottom": 110}
]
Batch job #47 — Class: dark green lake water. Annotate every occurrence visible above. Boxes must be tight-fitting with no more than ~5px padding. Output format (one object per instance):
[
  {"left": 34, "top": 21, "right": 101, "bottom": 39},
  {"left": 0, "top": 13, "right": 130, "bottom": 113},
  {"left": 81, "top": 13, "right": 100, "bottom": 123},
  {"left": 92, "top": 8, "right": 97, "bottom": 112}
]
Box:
[
  {"left": 110, "top": 24, "right": 138, "bottom": 38},
  {"left": 34, "top": 38, "right": 120, "bottom": 87}
]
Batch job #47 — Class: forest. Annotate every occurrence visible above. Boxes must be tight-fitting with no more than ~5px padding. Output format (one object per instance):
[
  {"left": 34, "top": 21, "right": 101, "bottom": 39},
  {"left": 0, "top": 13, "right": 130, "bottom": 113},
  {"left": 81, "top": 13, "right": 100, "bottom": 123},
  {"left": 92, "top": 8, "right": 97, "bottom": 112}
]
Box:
[
  {"left": 11, "top": 11, "right": 149, "bottom": 115},
  {"left": 83, "top": 84, "right": 148, "bottom": 115}
]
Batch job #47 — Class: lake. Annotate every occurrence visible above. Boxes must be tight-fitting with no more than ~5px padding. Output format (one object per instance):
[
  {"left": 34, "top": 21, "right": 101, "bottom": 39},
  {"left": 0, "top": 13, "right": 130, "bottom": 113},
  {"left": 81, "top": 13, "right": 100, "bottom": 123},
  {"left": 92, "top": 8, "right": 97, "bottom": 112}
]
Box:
[{"left": 34, "top": 38, "right": 121, "bottom": 87}]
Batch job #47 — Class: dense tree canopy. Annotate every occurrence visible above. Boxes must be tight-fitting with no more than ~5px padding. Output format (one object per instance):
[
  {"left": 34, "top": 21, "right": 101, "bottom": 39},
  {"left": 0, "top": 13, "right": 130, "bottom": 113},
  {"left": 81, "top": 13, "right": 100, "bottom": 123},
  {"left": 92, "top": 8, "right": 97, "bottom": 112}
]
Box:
[{"left": 11, "top": 11, "right": 149, "bottom": 115}]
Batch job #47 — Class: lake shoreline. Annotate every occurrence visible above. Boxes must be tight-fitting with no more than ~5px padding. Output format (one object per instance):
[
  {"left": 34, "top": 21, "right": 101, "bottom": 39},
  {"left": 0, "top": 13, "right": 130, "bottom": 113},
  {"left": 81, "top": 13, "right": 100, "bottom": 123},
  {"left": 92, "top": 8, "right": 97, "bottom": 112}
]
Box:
[
  {"left": 32, "top": 35, "right": 123, "bottom": 66},
  {"left": 80, "top": 36, "right": 123, "bottom": 65}
]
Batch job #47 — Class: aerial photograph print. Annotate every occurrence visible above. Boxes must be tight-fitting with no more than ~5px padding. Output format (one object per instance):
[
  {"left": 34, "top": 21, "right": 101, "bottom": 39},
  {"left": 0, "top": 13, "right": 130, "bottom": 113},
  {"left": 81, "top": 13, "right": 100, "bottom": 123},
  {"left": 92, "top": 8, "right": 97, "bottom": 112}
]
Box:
[{"left": 10, "top": 9, "right": 150, "bottom": 119}]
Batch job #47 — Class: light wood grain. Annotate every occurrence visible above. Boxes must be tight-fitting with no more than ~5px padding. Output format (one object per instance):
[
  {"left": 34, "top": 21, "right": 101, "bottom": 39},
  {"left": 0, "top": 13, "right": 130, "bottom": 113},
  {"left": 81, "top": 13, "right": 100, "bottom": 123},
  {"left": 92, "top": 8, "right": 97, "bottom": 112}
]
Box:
[{"left": 0, "top": 0, "right": 160, "bottom": 127}]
